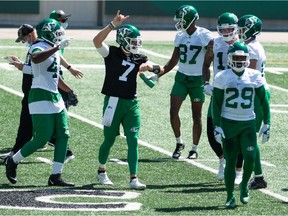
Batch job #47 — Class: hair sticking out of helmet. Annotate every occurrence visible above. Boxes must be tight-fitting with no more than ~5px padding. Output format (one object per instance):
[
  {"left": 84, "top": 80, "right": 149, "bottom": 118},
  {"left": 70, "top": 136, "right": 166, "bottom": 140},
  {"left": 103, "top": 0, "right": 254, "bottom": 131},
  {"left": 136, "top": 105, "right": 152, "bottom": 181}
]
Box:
[
  {"left": 116, "top": 25, "right": 142, "bottom": 54},
  {"left": 238, "top": 15, "right": 262, "bottom": 42},
  {"left": 36, "top": 18, "right": 65, "bottom": 45},
  {"left": 174, "top": 5, "right": 199, "bottom": 31},
  {"left": 217, "top": 12, "right": 238, "bottom": 42},
  {"left": 227, "top": 42, "right": 250, "bottom": 72}
]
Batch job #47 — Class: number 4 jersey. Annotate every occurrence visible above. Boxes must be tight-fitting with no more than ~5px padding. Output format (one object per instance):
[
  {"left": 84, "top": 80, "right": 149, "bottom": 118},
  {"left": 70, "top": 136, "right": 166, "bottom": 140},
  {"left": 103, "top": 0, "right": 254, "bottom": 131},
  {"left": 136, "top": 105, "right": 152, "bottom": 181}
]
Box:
[{"left": 213, "top": 68, "right": 266, "bottom": 121}]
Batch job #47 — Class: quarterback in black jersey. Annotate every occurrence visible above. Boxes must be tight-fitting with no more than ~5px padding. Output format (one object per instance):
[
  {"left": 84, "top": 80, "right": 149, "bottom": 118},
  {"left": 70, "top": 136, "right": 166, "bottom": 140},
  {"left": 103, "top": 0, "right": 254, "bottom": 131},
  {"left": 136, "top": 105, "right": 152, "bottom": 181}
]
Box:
[{"left": 93, "top": 10, "right": 152, "bottom": 190}]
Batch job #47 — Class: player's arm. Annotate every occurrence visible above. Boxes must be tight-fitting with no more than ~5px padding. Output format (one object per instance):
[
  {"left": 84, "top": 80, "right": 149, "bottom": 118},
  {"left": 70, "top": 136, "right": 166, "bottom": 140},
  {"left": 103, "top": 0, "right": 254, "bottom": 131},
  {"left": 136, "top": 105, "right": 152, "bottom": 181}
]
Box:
[
  {"left": 255, "top": 85, "right": 271, "bottom": 125},
  {"left": 31, "top": 46, "right": 59, "bottom": 64},
  {"left": 158, "top": 47, "right": 180, "bottom": 78},
  {"left": 249, "top": 59, "right": 257, "bottom": 69},
  {"left": 211, "top": 87, "right": 224, "bottom": 127},
  {"left": 93, "top": 10, "right": 129, "bottom": 49},
  {"left": 202, "top": 39, "right": 214, "bottom": 83},
  {"left": 60, "top": 55, "right": 83, "bottom": 79}
]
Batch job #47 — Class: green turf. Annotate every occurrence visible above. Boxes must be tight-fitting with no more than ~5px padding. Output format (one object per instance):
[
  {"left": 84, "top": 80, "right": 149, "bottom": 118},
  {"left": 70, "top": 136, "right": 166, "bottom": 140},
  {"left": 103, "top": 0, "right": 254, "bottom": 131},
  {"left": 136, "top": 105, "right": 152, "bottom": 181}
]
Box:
[{"left": 0, "top": 40, "right": 288, "bottom": 215}]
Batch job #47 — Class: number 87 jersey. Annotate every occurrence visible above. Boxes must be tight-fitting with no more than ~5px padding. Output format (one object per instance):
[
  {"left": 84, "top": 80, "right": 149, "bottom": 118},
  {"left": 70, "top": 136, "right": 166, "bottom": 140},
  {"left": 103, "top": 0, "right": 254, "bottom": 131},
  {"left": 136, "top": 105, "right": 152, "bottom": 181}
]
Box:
[{"left": 213, "top": 67, "right": 265, "bottom": 121}]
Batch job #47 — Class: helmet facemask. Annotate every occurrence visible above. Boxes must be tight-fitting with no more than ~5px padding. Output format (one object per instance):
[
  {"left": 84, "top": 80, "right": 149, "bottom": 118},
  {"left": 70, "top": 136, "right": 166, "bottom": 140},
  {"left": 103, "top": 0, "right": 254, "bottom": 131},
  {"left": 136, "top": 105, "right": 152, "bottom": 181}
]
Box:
[
  {"left": 217, "top": 24, "right": 238, "bottom": 42},
  {"left": 122, "top": 35, "right": 142, "bottom": 54},
  {"left": 228, "top": 50, "right": 250, "bottom": 72}
]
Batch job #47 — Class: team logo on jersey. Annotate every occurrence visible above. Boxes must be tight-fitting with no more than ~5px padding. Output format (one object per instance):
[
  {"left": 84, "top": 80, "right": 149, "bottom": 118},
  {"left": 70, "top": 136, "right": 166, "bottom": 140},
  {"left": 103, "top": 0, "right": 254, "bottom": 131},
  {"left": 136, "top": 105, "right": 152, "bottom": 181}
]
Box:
[{"left": 246, "top": 146, "right": 255, "bottom": 151}]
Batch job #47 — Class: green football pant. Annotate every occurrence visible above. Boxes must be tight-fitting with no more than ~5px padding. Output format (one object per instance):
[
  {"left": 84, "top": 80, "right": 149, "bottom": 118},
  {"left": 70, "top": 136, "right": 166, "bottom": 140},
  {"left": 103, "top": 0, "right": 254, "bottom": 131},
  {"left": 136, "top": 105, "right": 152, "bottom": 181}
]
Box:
[
  {"left": 98, "top": 97, "right": 140, "bottom": 175},
  {"left": 21, "top": 109, "right": 69, "bottom": 163},
  {"left": 223, "top": 127, "right": 256, "bottom": 198}
]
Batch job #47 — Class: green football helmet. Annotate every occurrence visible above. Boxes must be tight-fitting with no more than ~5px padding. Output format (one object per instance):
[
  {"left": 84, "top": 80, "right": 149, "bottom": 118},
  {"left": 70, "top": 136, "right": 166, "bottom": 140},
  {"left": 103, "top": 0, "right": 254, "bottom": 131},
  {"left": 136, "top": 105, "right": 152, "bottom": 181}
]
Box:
[
  {"left": 227, "top": 41, "right": 250, "bottom": 72},
  {"left": 217, "top": 12, "right": 238, "bottom": 42},
  {"left": 36, "top": 18, "right": 65, "bottom": 45},
  {"left": 116, "top": 24, "right": 142, "bottom": 54},
  {"left": 238, "top": 15, "right": 262, "bottom": 42},
  {"left": 174, "top": 5, "right": 199, "bottom": 31}
]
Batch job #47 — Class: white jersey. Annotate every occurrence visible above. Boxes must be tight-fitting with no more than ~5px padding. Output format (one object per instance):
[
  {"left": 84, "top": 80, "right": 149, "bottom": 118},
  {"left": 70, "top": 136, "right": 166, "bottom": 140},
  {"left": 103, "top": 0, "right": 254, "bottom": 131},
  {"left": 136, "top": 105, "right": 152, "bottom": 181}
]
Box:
[
  {"left": 248, "top": 39, "right": 266, "bottom": 75},
  {"left": 213, "top": 68, "right": 265, "bottom": 121},
  {"left": 29, "top": 41, "right": 65, "bottom": 114},
  {"left": 174, "top": 27, "right": 214, "bottom": 76},
  {"left": 213, "top": 36, "right": 231, "bottom": 75}
]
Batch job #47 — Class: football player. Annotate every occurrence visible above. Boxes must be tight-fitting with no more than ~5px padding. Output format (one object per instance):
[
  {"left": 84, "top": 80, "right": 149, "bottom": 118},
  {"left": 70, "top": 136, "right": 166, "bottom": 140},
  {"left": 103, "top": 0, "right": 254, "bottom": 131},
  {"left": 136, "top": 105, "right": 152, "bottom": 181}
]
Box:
[
  {"left": 93, "top": 10, "right": 153, "bottom": 190},
  {"left": 202, "top": 12, "right": 244, "bottom": 183},
  {"left": 212, "top": 42, "right": 270, "bottom": 208},
  {"left": 5, "top": 19, "right": 74, "bottom": 186},
  {"left": 140, "top": 5, "right": 214, "bottom": 160},
  {"left": 238, "top": 14, "right": 270, "bottom": 189},
  {"left": 48, "top": 9, "right": 83, "bottom": 162}
]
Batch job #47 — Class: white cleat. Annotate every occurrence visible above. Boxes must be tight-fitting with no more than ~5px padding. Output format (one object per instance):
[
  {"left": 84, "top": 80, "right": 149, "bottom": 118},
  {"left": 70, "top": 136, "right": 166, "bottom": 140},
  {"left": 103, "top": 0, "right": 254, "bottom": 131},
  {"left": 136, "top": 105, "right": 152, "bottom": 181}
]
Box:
[
  {"left": 130, "top": 178, "right": 146, "bottom": 190},
  {"left": 235, "top": 171, "right": 243, "bottom": 185},
  {"left": 97, "top": 172, "right": 113, "bottom": 185},
  {"left": 217, "top": 159, "right": 225, "bottom": 181}
]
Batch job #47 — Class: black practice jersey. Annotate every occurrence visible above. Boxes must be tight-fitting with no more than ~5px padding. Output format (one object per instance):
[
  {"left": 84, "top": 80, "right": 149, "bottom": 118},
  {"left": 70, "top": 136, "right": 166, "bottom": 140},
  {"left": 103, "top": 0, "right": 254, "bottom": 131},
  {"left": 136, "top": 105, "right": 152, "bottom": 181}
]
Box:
[{"left": 101, "top": 46, "right": 148, "bottom": 99}]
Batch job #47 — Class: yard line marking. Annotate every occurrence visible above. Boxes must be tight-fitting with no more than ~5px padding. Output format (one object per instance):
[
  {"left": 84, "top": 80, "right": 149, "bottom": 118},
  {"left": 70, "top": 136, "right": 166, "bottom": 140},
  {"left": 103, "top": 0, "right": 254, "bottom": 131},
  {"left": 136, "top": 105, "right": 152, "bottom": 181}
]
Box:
[
  {"left": 0, "top": 73, "right": 287, "bottom": 203},
  {"left": 37, "top": 157, "right": 53, "bottom": 165},
  {"left": 110, "top": 158, "right": 128, "bottom": 165}
]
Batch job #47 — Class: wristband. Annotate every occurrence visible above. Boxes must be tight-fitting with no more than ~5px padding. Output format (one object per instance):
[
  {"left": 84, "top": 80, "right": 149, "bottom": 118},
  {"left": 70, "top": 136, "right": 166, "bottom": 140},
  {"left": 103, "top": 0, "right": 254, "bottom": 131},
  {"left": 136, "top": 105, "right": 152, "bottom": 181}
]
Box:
[
  {"left": 67, "top": 65, "right": 71, "bottom": 70},
  {"left": 149, "top": 65, "right": 161, "bottom": 74},
  {"left": 109, "top": 21, "right": 116, "bottom": 30},
  {"left": 204, "top": 81, "right": 210, "bottom": 86}
]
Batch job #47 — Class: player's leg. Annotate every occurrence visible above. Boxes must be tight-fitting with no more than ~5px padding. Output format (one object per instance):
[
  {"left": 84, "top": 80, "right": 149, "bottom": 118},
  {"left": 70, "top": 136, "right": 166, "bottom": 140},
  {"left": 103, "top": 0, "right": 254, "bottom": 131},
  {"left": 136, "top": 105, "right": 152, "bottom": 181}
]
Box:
[
  {"left": 170, "top": 74, "right": 187, "bottom": 159},
  {"left": 122, "top": 98, "right": 145, "bottom": 190},
  {"left": 239, "top": 126, "right": 257, "bottom": 204},
  {"left": 48, "top": 109, "right": 74, "bottom": 186},
  {"left": 187, "top": 77, "right": 204, "bottom": 159}
]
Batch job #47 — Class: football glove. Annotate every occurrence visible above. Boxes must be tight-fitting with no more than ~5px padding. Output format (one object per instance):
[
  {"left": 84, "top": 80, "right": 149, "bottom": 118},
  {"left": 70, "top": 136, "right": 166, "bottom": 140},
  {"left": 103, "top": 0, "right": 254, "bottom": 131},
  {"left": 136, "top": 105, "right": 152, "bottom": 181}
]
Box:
[
  {"left": 214, "top": 126, "right": 225, "bottom": 145},
  {"left": 58, "top": 38, "right": 71, "bottom": 50},
  {"left": 67, "top": 90, "right": 78, "bottom": 106},
  {"left": 204, "top": 83, "right": 213, "bottom": 96},
  {"left": 259, "top": 124, "right": 270, "bottom": 144}
]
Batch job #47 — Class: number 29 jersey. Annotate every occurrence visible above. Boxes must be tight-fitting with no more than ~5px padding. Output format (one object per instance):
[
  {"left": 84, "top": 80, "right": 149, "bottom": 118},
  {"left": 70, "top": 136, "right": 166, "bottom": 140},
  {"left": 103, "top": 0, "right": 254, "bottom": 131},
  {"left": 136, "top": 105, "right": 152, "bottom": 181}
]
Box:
[{"left": 213, "top": 68, "right": 265, "bottom": 121}]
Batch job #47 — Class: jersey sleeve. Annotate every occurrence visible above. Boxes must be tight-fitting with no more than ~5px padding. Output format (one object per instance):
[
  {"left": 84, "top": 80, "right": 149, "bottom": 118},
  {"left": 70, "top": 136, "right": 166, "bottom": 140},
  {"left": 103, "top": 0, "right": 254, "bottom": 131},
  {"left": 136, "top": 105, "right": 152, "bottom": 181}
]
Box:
[
  {"left": 201, "top": 29, "right": 214, "bottom": 46},
  {"left": 212, "top": 87, "right": 224, "bottom": 127},
  {"left": 255, "top": 85, "right": 271, "bottom": 124}
]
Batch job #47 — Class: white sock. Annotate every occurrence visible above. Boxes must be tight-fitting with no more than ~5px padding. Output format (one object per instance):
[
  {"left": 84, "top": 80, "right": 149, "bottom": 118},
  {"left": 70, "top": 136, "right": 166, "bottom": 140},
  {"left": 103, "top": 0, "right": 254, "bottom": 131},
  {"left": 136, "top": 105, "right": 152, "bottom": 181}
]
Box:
[
  {"left": 192, "top": 144, "right": 198, "bottom": 152},
  {"left": 13, "top": 151, "right": 24, "bottom": 164},
  {"left": 176, "top": 137, "right": 183, "bottom": 144},
  {"left": 51, "top": 162, "right": 64, "bottom": 175}
]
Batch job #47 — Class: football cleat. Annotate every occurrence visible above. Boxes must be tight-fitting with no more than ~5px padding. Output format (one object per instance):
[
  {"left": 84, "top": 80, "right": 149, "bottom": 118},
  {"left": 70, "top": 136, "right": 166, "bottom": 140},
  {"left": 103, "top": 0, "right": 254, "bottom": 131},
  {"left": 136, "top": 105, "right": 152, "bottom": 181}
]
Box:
[
  {"left": 217, "top": 159, "right": 225, "bottom": 181},
  {"left": 172, "top": 143, "right": 185, "bottom": 159},
  {"left": 187, "top": 150, "right": 198, "bottom": 159},
  {"left": 97, "top": 172, "right": 113, "bottom": 185},
  {"left": 48, "top": 173, "right": 75, "bottom": 186},
  {"left": 0, "top": 151, "right": 14, "bottom": 160},
  {"left": 130, "top": 178, "right": 146, "bottom": 190},
  {"left": 234, "top": 171, "right": 242, "bottom": 185},
  {"left": 225, "top": 196, "right": 236, "bottom": 209},
  {"left": 248, "top": 176, "right": 267, "bottom": 189},
  {"left": 240, "top": 183, "right": 250, "bottom": 204},
  {"left": 5, "top": 156, "right": 18, "bottom": 184}
]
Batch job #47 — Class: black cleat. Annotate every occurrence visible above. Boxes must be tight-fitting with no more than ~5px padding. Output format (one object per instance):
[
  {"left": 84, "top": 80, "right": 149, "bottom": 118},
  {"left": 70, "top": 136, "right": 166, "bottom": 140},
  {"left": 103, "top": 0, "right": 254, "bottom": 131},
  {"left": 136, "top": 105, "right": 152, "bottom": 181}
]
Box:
[
  {"left": 5, "top": 156, "right": 18, "bottom": 184},
  {"left": 248, "top": 176, "right": 267, "bottom": 189},
  {"left": 172, "top": 143, "right": 185, "bottom": 159},
  {"left": 65, "top": 149, "right": 75, "bottom": 163},
  {"left": 187, "top": 150, "right": 198, "bottom": 159},
  {"left": 48, "top": 174, "right": 75, "bottom": 187}
]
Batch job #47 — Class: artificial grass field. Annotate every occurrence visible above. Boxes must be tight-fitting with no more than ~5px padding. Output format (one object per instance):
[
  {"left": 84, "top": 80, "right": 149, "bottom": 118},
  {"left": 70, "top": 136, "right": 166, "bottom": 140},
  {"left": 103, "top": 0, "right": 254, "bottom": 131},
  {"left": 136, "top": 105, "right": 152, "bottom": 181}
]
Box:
[{"left": 0, "top": 39, "right": 287, "bottom": 215}]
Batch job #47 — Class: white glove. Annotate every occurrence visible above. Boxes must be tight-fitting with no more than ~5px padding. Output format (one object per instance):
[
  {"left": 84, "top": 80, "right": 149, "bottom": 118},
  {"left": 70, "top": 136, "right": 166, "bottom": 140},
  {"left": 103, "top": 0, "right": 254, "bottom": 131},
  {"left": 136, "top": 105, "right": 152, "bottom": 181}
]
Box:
[
  {"left": 58, "top": 38, "right": 71, "bottom": 50},
  {"left": 259, "top": 124, "right": 270, "bottom": 144},
  {"left": 214, "top": 126, "right": 225, "bottom": 145},
  {"left": 204, "top": 83, "right": 213, "bottom": 96}
]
